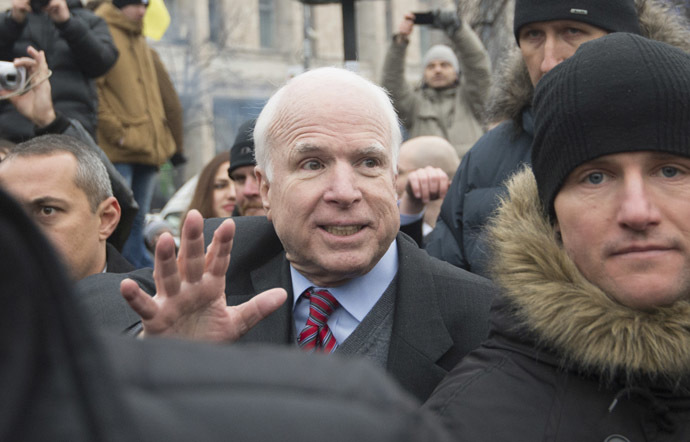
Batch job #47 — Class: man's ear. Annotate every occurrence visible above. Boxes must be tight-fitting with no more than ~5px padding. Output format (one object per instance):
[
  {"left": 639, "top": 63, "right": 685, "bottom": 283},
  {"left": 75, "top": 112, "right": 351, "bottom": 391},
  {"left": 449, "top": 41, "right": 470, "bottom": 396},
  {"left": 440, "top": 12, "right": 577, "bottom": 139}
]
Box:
[
  {"left": 97, "top": 197, "right": 121, "bottom": 241},
  {"left": 255, "top": 166, "right": 271, "bottom": 220}
]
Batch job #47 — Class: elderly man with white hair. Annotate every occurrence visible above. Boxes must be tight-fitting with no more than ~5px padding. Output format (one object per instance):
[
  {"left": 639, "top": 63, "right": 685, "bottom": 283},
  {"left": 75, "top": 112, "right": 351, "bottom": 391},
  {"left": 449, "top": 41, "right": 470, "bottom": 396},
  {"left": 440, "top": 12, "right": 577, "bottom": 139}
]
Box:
[{"left": 82, "top": 66, "right": 497, "bottom": 401}]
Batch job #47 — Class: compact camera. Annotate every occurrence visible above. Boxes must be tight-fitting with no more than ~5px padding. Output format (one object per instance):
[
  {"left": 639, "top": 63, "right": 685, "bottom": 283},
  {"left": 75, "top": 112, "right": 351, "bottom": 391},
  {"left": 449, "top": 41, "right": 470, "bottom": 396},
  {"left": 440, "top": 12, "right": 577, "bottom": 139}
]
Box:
[{"left": 0, "top": 61, "right": 27, "bottom": 92}]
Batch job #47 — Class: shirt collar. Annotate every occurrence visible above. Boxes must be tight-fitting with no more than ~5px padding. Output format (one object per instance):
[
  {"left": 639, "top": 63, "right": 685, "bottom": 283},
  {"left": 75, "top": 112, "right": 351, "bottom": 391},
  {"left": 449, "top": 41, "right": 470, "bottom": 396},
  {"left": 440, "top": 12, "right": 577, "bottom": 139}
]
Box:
[{"left": 290, "top": 239, "right": 398, "bottom": 321}]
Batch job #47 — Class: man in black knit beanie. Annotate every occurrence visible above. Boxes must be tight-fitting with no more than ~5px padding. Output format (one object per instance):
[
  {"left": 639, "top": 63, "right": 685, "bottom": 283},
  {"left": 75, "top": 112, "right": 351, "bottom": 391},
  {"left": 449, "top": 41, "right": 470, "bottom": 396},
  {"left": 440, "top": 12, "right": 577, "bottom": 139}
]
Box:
[
  {"left": 425, "top": 33, "right": 690, "bottom": 441},
  {"left": 406, "top": 0, "right": 667, "bottom": 276}
]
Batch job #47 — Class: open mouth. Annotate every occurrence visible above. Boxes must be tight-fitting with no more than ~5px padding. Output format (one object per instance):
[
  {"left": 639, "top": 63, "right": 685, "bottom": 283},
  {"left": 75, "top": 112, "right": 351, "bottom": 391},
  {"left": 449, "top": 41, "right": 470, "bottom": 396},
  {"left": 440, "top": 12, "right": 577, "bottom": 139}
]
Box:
[{"left": 322, "top": 225, "right": 364, "bottom": 236}]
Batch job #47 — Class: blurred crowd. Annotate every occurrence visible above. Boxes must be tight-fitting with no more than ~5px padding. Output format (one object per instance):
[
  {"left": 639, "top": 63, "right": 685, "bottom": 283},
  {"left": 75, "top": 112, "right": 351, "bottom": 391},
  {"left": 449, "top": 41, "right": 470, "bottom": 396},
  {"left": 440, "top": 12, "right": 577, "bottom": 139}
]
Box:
[{"left": 1, "top": 0, "right": 690, "bottom": 441}]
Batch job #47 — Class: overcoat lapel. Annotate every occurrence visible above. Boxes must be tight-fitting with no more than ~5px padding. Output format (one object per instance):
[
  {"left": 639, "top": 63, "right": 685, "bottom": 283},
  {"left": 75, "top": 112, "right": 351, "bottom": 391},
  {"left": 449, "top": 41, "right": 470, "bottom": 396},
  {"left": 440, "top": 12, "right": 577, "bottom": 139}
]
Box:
[
  {"left": 386, "top": 234, "right": 455, "bottom": 400},
  {"left": 240, "top": 253, "right": 295, "bottom": 344}
]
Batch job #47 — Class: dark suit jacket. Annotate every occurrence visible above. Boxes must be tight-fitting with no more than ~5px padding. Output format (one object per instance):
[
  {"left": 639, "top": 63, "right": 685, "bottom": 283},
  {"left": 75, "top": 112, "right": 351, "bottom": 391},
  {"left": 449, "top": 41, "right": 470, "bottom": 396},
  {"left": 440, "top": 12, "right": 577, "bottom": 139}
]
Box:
[
  {"left": 206, "top": 216, "right": 496, "bottom": 401},
  {"left": 106, "top": 242, "right": 136, "bottom": 273},
  {"left": 77, "top": 216, "right": 496, "bottom": 400}
]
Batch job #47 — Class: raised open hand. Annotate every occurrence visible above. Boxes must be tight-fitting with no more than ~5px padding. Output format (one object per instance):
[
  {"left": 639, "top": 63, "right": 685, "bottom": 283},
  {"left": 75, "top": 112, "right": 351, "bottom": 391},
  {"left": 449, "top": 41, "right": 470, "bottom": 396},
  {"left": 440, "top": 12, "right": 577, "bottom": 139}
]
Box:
[{"left": 120, "top": 210, "right": 287, "bottom": 341}]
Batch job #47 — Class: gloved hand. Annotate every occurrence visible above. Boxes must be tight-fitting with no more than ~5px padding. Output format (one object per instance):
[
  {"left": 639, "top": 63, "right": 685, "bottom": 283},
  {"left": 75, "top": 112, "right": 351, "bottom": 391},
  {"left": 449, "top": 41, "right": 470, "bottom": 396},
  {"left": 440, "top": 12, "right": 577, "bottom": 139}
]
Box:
[
  {"left": 431, "top": 9, "right": 462, "bottom": 35},
  {"left": 170, "top": 152, "right": 187, "bottom": 167}
]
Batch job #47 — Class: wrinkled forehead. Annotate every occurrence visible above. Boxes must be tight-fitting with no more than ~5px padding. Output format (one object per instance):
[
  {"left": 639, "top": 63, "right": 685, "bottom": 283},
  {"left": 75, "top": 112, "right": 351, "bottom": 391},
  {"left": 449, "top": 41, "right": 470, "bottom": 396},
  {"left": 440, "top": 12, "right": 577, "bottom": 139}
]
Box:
[{"left": 269, "top": 79, "right": 393, "bottom": 150}]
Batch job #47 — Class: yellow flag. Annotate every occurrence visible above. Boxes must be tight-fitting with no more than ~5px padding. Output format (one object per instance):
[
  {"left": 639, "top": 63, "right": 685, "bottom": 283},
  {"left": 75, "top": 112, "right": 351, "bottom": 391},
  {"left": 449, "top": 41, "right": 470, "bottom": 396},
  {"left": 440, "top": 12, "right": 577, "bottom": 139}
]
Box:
[{"left": 143, "top": 0, "right": 171, "bottom": 41}]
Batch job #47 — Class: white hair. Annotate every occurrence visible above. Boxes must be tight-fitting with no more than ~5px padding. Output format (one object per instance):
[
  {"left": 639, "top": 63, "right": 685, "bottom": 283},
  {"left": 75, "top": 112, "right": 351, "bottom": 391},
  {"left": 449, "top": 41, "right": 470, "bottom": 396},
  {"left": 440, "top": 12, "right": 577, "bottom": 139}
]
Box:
[{"left": 254, "top": 67, "right": 402, "bottom": 181}]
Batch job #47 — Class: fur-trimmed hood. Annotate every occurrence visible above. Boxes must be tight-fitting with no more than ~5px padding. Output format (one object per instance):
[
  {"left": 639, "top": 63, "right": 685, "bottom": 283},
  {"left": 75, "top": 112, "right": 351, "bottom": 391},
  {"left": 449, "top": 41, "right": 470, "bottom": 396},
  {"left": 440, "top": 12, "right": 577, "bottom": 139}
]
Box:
[
  {"left": 484, "top": 0, "right": 690, "bottom": 126},
  {"left": 487, "top": 167, "right": 690, "bottom": 382}
]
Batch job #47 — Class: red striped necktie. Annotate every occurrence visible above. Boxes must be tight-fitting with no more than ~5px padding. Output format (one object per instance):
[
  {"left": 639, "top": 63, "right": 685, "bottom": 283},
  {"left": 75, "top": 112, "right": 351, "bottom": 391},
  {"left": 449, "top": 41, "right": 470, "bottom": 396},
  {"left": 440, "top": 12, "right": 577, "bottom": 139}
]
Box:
[{"left": 298, "top": 288, "right": 339, "bottom": 353}]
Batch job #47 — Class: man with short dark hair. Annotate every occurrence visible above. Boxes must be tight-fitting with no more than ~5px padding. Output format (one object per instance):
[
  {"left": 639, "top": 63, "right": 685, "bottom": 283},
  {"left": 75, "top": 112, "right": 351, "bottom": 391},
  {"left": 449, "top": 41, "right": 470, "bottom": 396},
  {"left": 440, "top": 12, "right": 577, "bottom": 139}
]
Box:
[
  {"left": 0, "top": 133, "right": 130, "bottom": 279},
  {"left": 228, "top": 118, "right": 264, "bottom": 216},
  {"left": 425, "top": 33, "right": 690, "bottom": 440},
  {"left": 2, "top": 44, "right": 138, "bottom": 251}
]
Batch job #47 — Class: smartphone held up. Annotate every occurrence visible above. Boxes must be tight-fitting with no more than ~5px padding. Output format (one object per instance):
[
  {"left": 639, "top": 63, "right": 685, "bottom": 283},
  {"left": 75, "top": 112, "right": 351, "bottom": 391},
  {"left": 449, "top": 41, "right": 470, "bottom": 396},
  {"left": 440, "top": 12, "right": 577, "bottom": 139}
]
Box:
[{"left": 413, "top": 11, "right": 434, "bottom": 25}]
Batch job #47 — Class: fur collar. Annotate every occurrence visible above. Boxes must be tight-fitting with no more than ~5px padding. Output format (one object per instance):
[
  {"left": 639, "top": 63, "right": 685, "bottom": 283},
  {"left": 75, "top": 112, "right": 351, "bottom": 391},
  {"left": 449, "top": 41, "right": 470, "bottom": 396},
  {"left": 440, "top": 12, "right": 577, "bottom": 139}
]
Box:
[
  {"left": 487, "top": 168, "right": 690, "bottom": 382},
  {"left": 484, "top": 0, "right": 690, "bottom": 126}
]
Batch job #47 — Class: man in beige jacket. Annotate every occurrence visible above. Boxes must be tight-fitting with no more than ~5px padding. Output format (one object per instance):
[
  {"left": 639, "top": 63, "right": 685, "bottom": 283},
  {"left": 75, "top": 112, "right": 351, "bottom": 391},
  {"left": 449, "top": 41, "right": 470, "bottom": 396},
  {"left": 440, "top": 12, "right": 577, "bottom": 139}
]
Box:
[
  {"left": 95, "top": 0, "right": 183, "bottom": 268},
  {"left": 382, "top": 8, "right": 491, "bottom": 158}
]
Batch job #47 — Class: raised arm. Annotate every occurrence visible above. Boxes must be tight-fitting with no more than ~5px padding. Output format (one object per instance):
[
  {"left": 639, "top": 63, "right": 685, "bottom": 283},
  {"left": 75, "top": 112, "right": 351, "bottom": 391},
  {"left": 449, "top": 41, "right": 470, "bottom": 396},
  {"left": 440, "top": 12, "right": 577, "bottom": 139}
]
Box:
[
  {"left": 53, "top": 3, "right": 119, "bottom": 77},
  {"left": 447, "top": 14, "right": 491, "bottom": 122},
  {"left": 381, "top": 13, "right": 418, "bottom": 127}
]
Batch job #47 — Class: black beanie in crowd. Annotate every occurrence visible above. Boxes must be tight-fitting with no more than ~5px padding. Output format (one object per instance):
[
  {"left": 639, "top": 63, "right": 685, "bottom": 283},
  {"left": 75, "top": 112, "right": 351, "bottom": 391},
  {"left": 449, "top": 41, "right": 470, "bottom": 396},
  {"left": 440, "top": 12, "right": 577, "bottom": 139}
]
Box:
[
  {"left": 513, "top": 0, "right": 640, "bottom": 44},
  {"left": 531, "top": 33, "right": 690, "bottom": 219},
  {"left": 113, "top": 0, "right": 149, "bottom": 9},
  {"left": 229, "top": 119, "right": 257, "bottom": 176}
]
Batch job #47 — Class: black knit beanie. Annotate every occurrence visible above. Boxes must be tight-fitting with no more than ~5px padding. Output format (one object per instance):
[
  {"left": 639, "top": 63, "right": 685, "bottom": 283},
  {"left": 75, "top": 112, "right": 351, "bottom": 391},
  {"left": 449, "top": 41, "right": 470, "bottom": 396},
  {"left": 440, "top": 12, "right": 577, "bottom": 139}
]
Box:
[
  {"left": 513, "top": 0, "right": 640, "bottom": 44},
  {"left": 531, "top": 33, "right": 690, "bottom": 219},
  {"left": 228, "top": 119, "right": 257, "bottom": 176},
  {"left": 113, "top": 0, "right": 149, "bottom": 9}
]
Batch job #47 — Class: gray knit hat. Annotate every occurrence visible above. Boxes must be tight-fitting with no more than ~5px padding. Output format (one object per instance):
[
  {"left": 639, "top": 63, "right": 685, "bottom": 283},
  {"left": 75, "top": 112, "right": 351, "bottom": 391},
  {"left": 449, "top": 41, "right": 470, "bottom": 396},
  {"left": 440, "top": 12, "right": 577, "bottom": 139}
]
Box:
[
  {"left": 531, "top": 33, "right": 690, "bottom": 218},
  {"left": 513, "top": 0, "right": 640, "bottom": 44},
  {"left": 422, "top": 45, "right": 460, "bottom": 73}
]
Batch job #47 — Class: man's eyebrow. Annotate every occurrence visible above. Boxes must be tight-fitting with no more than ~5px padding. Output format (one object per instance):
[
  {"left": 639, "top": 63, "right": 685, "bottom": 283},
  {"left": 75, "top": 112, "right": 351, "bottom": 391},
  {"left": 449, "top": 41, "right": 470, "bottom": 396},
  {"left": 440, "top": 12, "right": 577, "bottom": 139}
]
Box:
[
  {"left": 293, "top": 143, "right": 323, "bottom": 154},
  {"left": 357, "top": 143, "right": 386, "bottom": 156},
  {"left": 27, "top": 196, "right": 68, "bottom": 207},
  {"left": 293, "top": 143, "right": 387, "bottom": 156}
]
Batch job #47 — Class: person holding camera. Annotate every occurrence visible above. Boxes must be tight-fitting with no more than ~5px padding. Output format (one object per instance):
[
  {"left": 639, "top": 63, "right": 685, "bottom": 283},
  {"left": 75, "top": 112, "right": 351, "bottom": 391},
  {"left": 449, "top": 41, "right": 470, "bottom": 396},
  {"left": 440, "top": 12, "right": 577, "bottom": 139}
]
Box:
[
  {"left": 381, "top": 9, "right": 490, "bottom": 159},
  {"left": 0, "top": 0, "right": 118, "bottom": 142}
]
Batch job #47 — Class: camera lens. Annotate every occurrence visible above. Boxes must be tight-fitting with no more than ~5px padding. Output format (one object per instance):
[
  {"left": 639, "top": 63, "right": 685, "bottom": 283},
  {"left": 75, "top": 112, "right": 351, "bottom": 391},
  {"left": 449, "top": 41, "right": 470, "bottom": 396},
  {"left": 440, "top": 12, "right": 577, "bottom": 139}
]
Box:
[{"left": 1, "top": 72, "right": 18, "bottom": 90}]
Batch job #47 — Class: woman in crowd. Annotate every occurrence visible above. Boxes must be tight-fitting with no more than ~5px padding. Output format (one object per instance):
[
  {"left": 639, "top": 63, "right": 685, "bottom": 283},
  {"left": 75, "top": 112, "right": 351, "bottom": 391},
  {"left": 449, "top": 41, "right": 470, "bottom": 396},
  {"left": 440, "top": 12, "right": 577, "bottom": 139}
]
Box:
[{"left": 185, "top": 152, "right": 236, "bottom": 220}]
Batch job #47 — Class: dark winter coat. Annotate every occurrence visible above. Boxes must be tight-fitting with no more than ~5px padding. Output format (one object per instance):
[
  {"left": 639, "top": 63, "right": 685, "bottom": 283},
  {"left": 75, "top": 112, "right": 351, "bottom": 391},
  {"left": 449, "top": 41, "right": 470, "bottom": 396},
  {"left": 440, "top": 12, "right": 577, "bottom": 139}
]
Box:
[
  {"left": 424, "top": 0, "right": 690, "bottom": 277},
  {"left": 424, "top": 109, "right": 532, "bottom": 276},
  {"left": 77, "top": 216, "right": 497, "bottom": 402},
  {"left": 424, "top": 169, "right": 690, "bottom": 441},
  {"left": 0, "top": 0, "right": 118, "bottom": 141}
]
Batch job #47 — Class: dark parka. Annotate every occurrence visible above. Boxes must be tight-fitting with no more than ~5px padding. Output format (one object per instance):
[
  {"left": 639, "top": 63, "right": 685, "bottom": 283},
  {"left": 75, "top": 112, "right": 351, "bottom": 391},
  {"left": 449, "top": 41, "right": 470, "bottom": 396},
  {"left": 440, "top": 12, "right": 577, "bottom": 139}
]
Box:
[
  {"left": 0, "top": 0, "right": 118, "bottom": 141},
  {"left": 94, "top": 2, "right": 181, "bottom": 167},
  {"left": 424, "top": 0, "right": 690, "bottom": 277},
  {"left": 425, "top": 169, "right": 690, "bottom": 441}
]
